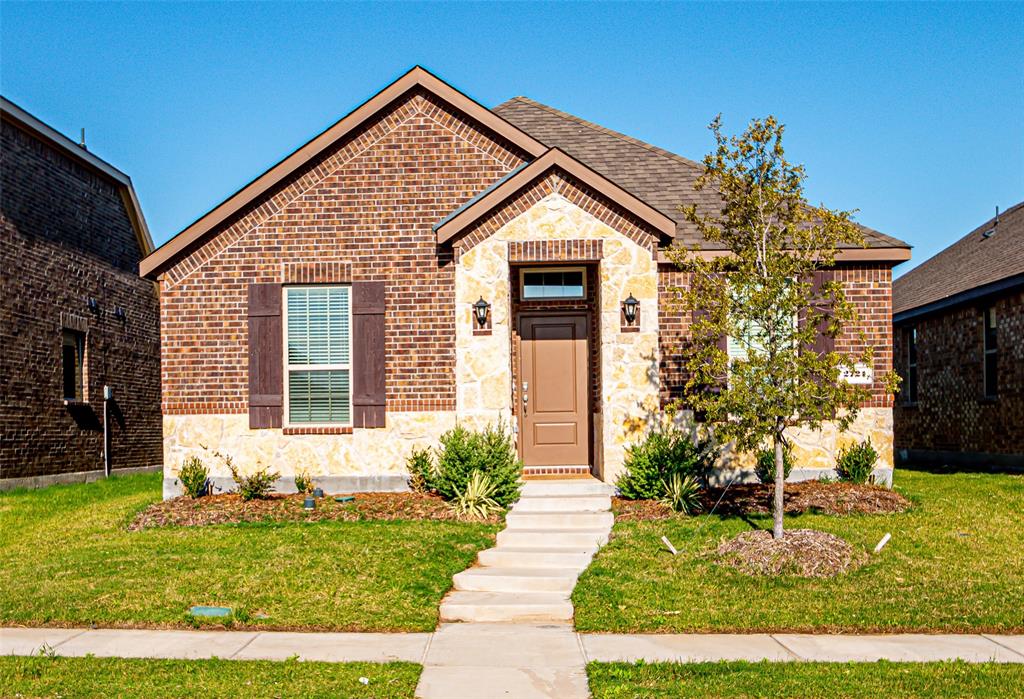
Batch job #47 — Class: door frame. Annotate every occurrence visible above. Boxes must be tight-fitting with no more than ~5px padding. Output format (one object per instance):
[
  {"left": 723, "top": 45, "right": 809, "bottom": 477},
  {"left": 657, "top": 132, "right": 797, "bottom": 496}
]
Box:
[{"left": 515, "top": 311, "right": 593, "bottom": 471}]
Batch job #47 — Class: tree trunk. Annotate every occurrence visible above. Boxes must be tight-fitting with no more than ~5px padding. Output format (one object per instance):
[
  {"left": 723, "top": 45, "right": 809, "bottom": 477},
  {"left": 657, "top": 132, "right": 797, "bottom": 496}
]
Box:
[{"left": 773, "top": 430, "right": 785, "bottom": 540}]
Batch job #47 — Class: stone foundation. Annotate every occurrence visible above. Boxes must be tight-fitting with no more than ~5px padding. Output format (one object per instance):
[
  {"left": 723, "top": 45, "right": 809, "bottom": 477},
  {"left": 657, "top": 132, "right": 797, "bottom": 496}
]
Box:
[{"left": 162, "top": 412, "right": 458, "bottom": 497}]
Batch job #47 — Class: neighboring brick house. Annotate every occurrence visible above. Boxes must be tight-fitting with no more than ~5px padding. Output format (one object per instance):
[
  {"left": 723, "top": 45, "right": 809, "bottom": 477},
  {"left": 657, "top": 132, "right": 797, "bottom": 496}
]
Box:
[
  {"left": 1, "top": 97, "right": 161, "bottom": 489},
  {"left": 893, "top": 201, "right": 1023, "bottom": 468},
  {"left": 140, "top": 67, "right": 910, "bottom": 497}
]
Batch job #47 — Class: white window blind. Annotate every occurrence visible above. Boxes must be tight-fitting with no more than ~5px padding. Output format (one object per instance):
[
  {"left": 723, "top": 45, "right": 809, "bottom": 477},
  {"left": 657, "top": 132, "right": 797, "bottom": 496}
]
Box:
[{"left": 285, "top": 286, "right": 351, "bottom": 425}]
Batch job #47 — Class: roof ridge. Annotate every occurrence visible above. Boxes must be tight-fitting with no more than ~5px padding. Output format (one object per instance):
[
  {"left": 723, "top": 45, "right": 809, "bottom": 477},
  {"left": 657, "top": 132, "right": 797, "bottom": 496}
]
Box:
[{"left": 499, "top": 96, "right": 705, "bottom": 172}]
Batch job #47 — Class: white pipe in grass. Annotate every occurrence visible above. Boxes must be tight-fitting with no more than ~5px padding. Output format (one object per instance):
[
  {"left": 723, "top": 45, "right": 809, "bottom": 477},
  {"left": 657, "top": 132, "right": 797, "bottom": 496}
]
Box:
[
  {"left": 661, "top": 535, "right": 679, "bottom": 555},
  {"left": 874, "top": 532, "right": 892, "bottom": 553}
]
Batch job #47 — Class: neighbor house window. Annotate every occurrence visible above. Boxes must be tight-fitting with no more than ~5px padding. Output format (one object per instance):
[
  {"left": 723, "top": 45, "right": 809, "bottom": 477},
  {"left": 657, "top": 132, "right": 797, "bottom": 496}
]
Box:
[
  {"left": 905, "top": 327, "right": 918, "bottom": 404},
  {"left": 983, "top": 306, "right": 997, "bottom": 398},
  {"left": 61, "top": 329, "right": 85, "bottom": 401},
  {"left": 284, "top": 286, "right": 351, "bottom": 425},
  {"left": 520, "top": 267, "right": 585, "bottom": 299}
]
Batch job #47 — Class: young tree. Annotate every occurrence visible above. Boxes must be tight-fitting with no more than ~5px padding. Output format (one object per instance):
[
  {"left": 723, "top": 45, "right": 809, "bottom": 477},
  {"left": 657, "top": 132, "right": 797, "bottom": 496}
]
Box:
[{"left": 670, "top": 115, "right": 898, "bottom": 540}]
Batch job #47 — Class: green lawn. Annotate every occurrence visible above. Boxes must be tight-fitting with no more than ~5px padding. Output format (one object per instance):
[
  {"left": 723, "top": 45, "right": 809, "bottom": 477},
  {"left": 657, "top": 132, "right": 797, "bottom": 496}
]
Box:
[
  {"left": 574, "top": 470, "right": 1024, "bottom": 633},
  {"left": 0, "top": 656, "right": 420, "bottom": 698},
  {"left": 0, "top": 473, "right": 497, "bottom": 631},
  {"left": 587, "top": 661, "right": 1024, "bottom": 698}
]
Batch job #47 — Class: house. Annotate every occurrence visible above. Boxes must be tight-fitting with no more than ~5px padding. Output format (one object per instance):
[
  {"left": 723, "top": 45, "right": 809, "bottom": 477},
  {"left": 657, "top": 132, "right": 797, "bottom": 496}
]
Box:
[
  {"left": 1, "top": 97, "right": 161, "bottom": 489},
  {"left": 893, "top": 201, "right": 1023, "bottom": 468},
  {"left": 139, "top": 67, "right": 910, "bottom": 497}
]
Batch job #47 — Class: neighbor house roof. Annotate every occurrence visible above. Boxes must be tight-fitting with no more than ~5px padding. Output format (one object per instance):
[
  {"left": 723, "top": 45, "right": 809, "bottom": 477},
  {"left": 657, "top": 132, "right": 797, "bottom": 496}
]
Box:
[
  {"left": 893, "top": 200, "right": 1024, "bottom": 320},
  {"left": 1, "top": 96, "right": 153, "bottom": 256},
  {"left": 493, "top": 96, "right": 911, "bottom": 256},
  {"left": 433, "top": 148, "right": 676, "bottom": 244}
]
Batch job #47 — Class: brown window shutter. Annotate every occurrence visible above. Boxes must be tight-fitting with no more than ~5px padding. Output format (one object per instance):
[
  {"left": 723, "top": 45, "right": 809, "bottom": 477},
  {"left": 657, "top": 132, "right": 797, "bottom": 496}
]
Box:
[
  {"left": 810, "top": 270, "right": 836, "bottom": 355},
  {"left": 248, "top": 283, "right": 283, "bottom": 429},
  {"left": 352, "top": 281, "right": 386, "bottom": 428}
]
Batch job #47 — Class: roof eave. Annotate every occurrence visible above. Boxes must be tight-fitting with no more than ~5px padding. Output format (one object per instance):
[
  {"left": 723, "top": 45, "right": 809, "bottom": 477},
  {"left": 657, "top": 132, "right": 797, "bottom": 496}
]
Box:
[{"left": 893, "top": 272, "right": 1024, "bottom": 324}]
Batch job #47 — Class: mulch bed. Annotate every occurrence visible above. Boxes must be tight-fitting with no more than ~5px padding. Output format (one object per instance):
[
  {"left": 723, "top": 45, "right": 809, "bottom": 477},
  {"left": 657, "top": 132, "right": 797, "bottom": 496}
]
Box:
[
  {"left": 717, "top": 528, "right": 867, "bottom": 578},
  {"left": 613, "top": 480, "right": 910, "bottom": 521},
  {"left": 129, "top": 491, "right": 501, "bottom": 530}
]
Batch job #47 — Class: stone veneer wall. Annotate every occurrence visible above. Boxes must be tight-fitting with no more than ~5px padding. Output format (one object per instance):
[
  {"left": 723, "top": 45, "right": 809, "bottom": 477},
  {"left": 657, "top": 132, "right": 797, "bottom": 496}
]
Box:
[{"left": 455, "top": 191, "right": 660, "bottom": 485}]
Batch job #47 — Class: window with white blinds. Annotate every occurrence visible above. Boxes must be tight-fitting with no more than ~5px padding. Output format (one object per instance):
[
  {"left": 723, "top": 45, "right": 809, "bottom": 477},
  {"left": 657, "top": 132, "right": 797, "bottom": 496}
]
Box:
[{"left": 284, "top": 286, "right": 351, "bottom": 425}]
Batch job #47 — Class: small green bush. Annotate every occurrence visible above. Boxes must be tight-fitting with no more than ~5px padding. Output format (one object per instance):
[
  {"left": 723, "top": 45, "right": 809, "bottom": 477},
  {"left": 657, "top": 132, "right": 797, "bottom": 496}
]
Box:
[
  {"left": 433, "top": 421, "right": 522, "bottom": 506},
  {"left": 755, "top": 443, "right": 794, "bottom": 484},
  {"left": 660, "top": 473, "right": 703, "bottom": 514},
  {"left": 220, "top": 453, "right": 279, "bottom": 501},
  {"left": 617, "top": 426, "right": 716, "bottom": 500},
  {"left": 406, "top": 446, "right": 437, "bottom": 493},
  {"left": 836, "top": 439, "right": 879, "bottom": 484},
  {"left": 450, "top": 471, "right": 502, "bottom": 520},
  {"left": 294, "top": 469, "right": 313, "bottom": 494},
  {"left": 177, "top": 456, "right": 208, "bottom": 498}
]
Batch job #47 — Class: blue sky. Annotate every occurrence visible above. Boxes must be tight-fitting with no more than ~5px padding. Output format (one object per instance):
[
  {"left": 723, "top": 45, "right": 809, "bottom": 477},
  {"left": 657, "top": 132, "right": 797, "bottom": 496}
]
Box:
[{"left": 2, "top": 2, "right": 1021, "bottom": 275}]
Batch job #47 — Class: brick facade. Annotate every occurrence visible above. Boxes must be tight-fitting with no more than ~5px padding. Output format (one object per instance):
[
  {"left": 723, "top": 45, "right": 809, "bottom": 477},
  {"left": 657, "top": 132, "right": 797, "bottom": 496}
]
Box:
[
  {"left": 893, "top": 289, "right": 1024, "bottom": 458},
  {"left": 158, "top": 90, "right": 528, "bottom": 417},
  {"left": 657, "top": 263, "right": 895, "bottom": 409},
  {"left": 0, "top": 117, "right": 161, "bottom": 481}
]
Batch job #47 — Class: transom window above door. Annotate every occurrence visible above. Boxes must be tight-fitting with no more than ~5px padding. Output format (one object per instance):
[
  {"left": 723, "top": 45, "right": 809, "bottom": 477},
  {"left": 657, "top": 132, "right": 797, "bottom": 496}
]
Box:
[{"left": 520, "top": 267, "right": 586, "bottom": 300}]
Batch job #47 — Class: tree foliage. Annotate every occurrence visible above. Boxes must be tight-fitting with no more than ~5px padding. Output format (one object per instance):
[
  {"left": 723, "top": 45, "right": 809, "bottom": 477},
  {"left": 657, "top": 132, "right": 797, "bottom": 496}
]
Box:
[{"left": 668, "top": 115, "right": 900, "bottom": 538}]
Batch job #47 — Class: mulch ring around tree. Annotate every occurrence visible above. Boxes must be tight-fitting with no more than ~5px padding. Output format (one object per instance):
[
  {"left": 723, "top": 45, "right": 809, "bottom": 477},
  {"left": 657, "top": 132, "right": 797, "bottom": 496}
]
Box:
[
  {"left": 613, "top": 481, "right": 911, "bottom": 521},
  {"left": 129, "top": 491, "right": 501, "bottom": 530},
  {"left": 717, "top": 528, "right": 868, "bottom": 578}
]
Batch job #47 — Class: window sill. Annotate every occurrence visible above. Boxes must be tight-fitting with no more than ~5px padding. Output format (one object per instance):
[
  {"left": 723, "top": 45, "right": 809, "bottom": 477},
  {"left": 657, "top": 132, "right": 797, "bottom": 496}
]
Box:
[
  {"left": 899, "top": 401, "right": 918, "bottom": 409},
  {"left": 283, "top": 426, "right": 353, "bottom": 435},
  {"left": 63, "top": 399, "right": 90, "bottom": 407},
  {"left": 978, "top": 396, "right": 999, "bottom": 405}
]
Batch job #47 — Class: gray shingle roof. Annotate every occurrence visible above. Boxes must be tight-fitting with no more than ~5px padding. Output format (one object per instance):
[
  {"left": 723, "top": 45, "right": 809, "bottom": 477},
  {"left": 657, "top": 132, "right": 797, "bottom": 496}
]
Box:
[
  {"left": 493, "top": 96, "right": 909, "bottom": 250},
  {"left": 893, "top": 200, "right": 1024, "bottom": 315}
]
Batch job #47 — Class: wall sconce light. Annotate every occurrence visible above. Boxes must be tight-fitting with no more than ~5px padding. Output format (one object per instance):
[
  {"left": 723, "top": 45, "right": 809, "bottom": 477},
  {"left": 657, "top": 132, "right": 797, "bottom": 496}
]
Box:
[
  {"left": 473, "top": 296, "right": 491, "bottom": 329},
  {"left": 622, "top": 292, "right": 640, "bottom": 326}
]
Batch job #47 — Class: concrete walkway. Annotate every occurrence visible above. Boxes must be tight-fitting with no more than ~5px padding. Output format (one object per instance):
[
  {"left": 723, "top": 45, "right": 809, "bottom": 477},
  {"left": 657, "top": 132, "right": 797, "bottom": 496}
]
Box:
[{"left": 4, "top": 626, "right": 1023, "bottom": 698}]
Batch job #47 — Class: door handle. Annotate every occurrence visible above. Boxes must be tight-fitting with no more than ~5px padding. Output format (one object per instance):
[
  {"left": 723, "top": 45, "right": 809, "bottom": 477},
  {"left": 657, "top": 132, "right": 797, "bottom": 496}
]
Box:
[{"left": 522, "top": 381, "right": 528, "bottom": 415}]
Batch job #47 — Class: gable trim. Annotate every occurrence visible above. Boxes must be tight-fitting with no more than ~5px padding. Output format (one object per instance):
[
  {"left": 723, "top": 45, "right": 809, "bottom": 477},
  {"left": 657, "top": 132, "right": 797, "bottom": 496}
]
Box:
[
  {"left": 434, "top": 148, "right": 676, "bottom": 245},
  {"left": 139, "top": 66, "right": 547, "bottom": 280}
]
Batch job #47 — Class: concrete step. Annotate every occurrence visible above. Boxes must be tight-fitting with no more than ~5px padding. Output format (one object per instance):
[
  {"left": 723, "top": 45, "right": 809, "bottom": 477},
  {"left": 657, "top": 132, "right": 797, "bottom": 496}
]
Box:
[
  {"left": 512, "top": 494, "right": 612, "bottom": 513},
  {"left": 505, "top": 510, "right": 614, "bottom": 530},
  {"left": 496, "top": 527, "right": 609, "bottom": 549},
  {"left": 439, "top": 591, "right": 573, "bottom": 623},
  {"left": 521, "top": 479, "right": 615, "bottom": 498},
  {"left": 477, "top": 546, "right": 596, "bottom": 569},
  {"left": 452, "top": 567, "right": 580, "bottom": 594}
]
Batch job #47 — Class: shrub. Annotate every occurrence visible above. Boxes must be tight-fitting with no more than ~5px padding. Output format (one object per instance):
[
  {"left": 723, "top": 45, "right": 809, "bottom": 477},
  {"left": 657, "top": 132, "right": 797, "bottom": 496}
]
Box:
[
  {"left": 406, "top": 446, "right": 437, "bottom": 494},
  {"left": 433, "top": 421, "right": 522, "bottom": 506},
  {"left": 754, "top": 443, "right": 794, "bottom": 484},
  {"left": 836, "top": 439, "right": 879, "bottom": 484},
  {"left": 220, "top": 453, "right": 279, "bottom": 501},
  {"left": 660, "top": 473, "right": 703, "bottom": 514},
  {"left": 294, "top": 469, "right": 313, "bottom": 494},
  {"left": 616, "top": 426, "right": 716, "bottom": 500},
  {"left": 450, "top": 471, "right": 502, "bottom": 520},
  {"left": 177, "top": 456, "right": 209, "bottom": 498}
]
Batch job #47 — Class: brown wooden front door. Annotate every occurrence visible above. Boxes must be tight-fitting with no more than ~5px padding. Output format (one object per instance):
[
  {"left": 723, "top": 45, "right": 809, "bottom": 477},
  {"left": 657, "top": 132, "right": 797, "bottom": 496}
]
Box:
[{"left": 518, "top": 314, "right": 590, "bottom": 467}]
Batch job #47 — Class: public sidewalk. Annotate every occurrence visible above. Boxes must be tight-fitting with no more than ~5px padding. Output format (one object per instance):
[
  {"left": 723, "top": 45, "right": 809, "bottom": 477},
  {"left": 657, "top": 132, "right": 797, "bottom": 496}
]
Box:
[{"left": 4, "top": 625, "right": 1023, "bottom": 699}]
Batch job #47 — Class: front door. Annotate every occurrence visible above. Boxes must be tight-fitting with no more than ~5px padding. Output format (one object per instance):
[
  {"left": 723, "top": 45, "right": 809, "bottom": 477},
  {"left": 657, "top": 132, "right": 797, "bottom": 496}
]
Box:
[{"left": 518, "top": 314, "right": 590, "bottom": 467}]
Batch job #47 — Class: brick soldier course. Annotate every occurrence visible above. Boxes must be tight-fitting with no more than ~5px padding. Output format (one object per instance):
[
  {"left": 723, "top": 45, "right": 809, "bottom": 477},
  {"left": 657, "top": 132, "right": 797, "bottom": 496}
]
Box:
[
  {"left": 139, "top": 66, "right": 911, "bottom": 496},
  {"left": 1, "top": 97, "right": 161, "bottom": 489}
]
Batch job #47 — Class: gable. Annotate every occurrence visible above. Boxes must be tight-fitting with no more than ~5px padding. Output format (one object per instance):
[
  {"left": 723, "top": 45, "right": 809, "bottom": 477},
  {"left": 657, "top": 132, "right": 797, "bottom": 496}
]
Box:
[{"left": 141, "top": 66, "right": 546, "bottom": 280}]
